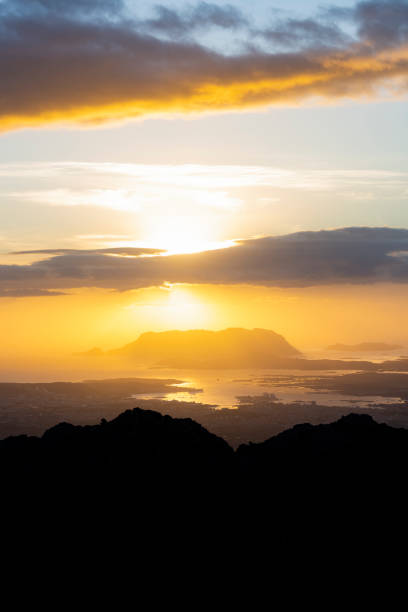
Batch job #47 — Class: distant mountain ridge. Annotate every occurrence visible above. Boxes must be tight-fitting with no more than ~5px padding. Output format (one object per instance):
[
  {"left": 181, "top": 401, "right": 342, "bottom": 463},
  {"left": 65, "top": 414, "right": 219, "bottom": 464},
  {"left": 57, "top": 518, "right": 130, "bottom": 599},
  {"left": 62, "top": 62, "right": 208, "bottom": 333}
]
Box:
[
  {"left": 110, "top": 327, "right": 300, "bottom": 368},
  {"left": 78, "top": 329, "right": 408, "bottom": 371},
  {"left": 327, "top": 342, "right": 403, "bottom": 352}
]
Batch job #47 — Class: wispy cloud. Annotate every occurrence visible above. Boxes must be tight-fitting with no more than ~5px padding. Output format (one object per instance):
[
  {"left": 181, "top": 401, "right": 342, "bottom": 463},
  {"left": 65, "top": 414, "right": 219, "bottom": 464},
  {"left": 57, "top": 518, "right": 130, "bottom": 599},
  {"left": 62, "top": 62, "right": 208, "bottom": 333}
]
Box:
[
  {"left": 3, "top": 162, "right": 407, "bottom": 249},
  {"left": 143, "top": 3, "right": 248, "bottom": 38},
  {"left": 1, "top": 1, "right": 408, "bottom": 130},
  {"left": 4, "top": 161, "right": 408, "bottom": 193}
]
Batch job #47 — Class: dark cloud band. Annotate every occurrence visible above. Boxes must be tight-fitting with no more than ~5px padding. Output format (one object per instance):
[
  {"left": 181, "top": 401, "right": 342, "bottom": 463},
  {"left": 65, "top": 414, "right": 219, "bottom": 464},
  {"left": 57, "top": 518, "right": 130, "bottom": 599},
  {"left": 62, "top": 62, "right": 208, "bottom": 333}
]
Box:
[
  {"left": 3, "top": 228, "right": 408, "bottom": 295},
  {"left": 1, "top": 1, "right": 408, "bottom": 129}
]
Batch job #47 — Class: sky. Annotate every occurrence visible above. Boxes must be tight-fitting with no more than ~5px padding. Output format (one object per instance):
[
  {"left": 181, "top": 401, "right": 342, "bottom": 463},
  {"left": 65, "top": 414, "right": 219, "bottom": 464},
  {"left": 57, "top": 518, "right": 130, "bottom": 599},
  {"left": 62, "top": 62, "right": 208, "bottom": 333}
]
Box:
[{"left": 1, "top": 0, "right": 408, "bottom": 363}]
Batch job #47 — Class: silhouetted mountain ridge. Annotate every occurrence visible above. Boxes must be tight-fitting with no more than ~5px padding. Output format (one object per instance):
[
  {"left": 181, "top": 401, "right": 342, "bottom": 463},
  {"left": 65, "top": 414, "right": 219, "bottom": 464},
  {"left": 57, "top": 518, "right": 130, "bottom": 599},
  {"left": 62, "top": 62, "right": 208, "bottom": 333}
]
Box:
[
  {"left": 2, "top": 407, "right": 408, "bottom": 498},
  {"left": 1, "top": 407, "right": 232, "bottom": 487}
]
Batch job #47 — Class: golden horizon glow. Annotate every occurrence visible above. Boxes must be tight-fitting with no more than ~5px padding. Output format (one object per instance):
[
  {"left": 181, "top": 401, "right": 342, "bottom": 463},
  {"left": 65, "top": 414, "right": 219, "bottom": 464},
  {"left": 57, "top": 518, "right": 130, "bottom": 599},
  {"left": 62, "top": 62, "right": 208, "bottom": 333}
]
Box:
[
  {"left": 127, "top": 285, "right": 212, "bottom": 326},
  {"left": 3, "top": 284, "right": 408, "bottom": 367}
]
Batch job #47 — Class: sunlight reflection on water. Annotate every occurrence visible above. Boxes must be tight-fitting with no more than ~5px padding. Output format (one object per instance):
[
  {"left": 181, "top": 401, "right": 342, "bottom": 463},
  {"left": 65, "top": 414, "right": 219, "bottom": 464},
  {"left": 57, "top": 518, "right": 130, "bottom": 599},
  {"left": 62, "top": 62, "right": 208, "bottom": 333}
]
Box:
[{"left": 131, "top": 367, "right": 405, "bottom": 410}]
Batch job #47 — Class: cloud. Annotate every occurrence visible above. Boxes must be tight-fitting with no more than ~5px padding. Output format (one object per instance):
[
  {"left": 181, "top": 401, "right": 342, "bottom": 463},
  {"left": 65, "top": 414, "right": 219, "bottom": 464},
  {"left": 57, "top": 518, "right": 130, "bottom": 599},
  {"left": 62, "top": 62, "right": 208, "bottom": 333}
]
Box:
[
  {"left": 0, "top": 0, "right": 124, "bottom": 19},
  {"left": 145, "top": 3, "right": 247, "bottom": 37},
  {"left": 4, "top": 161, "right": 407, "bottom": 191},
  {"left": 14, "top": 185, "right": 241, "bottom": 212},
  {"left": 1, "top": 1, "right": 408, "bottom": 130},
  {"left": 4, "top": 228, "right": 408, "bottom": 293},
  {"left": 326, "top": 0, "right": 408, "bottom": 49},
  {"left": 0, "top": 288, "right": 66, "bottom": 298},
  {"left": 12, "top": 247, "right": 164, "bottom": 256},
  {"left": 258, "top": 18, "right": 349, "bottom": 50}
]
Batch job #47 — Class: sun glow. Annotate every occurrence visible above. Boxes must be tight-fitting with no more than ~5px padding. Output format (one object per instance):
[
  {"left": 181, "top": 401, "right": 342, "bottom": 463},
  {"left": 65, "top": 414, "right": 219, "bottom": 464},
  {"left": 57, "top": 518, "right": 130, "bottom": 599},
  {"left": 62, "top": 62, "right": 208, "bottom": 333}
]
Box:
[
  {"left": 126, "top": 285, "right": 213, "bottom": 330},
  {"left": 140, "top": 216, "right": 233, "bottom": 255}
]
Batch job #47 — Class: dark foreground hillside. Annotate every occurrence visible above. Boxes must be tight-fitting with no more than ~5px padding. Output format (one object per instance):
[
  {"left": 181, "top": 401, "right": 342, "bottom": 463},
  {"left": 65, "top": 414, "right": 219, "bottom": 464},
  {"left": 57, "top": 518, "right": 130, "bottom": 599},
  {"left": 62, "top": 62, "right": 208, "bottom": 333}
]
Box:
[
  {"left": 2, "top": 407, "right": 408, "bottom": 505},
  {"left": 0, "top": 407, "right": 233, "bottom": 486},
  {"left": 3, "top": 406, "right": 408, "bottom": 567}
]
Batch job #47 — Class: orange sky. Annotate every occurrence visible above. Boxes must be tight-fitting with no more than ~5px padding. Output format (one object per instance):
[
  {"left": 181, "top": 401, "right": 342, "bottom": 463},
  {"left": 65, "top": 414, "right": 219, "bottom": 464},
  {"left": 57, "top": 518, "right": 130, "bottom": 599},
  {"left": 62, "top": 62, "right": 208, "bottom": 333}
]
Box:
[
  {"left": 2, "top": 1, "right": 408, "bottom": 371},
  {"left": 2, "top": 283, "right": 408, "bottom": 363}
]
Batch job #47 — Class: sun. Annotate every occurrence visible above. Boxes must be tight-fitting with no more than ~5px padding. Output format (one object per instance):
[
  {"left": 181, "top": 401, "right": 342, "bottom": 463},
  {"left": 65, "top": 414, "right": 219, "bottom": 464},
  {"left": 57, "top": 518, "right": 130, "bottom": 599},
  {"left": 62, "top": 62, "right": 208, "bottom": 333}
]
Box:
[{"left": 141, "top": 215, "right": 230, "bottom": 255}]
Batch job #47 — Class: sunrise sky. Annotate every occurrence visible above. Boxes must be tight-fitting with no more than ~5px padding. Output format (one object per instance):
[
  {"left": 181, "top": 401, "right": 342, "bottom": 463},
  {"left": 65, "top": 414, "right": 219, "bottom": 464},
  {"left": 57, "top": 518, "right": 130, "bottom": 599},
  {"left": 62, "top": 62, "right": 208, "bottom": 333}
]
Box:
[{"left": 1, "top": 0, "right": 408, "bottom": 362}]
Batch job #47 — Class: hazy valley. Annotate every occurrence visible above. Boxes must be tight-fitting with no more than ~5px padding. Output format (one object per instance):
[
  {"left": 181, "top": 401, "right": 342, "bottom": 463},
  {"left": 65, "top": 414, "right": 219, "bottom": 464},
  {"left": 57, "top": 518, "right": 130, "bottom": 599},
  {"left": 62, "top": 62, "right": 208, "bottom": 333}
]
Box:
[{"left": 3, "top": 328, "right": 408, "bottom": 447}]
